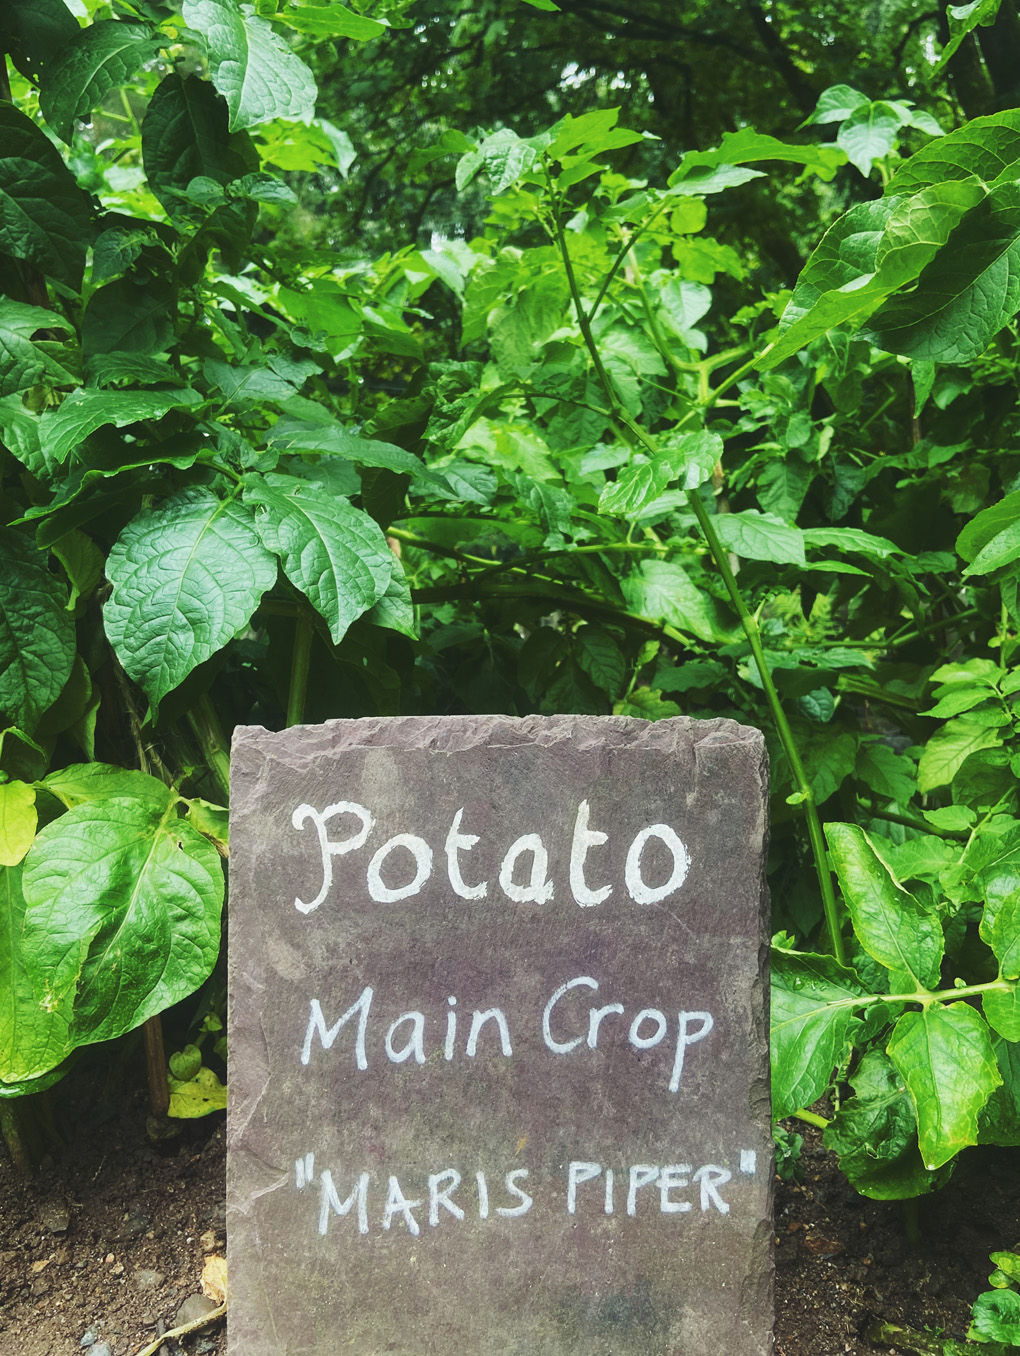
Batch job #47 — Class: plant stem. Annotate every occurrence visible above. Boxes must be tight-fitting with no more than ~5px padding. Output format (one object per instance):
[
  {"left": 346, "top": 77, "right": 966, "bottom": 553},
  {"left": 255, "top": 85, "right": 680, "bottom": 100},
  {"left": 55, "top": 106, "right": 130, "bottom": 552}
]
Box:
[
  {"left": 866, "top": 1318, "right": 1007, "bottom": 1356},
  {"left": 859, "top": 801, "right": 968, "bottom": 842},
  {"left": 143, "top": 1016, "right": 170, "bottom": 1118},
  {"left": 551, "top": 200, "right": 845, "bottom": 962},
  {"left": 0, "top": 1101, "right": 32, "bottom": 1178},
  {"left": 685, "top": 490, "right": 846, "bottom": 963},
  {"left": 186, "top": 694, "right": 231, "bottom": 803},
  {"left": 790, "top": 1108, "right": 830, "bottom": 1129},
  {"left": 287, "top": 609, "right": 314, "bottom": 728}
]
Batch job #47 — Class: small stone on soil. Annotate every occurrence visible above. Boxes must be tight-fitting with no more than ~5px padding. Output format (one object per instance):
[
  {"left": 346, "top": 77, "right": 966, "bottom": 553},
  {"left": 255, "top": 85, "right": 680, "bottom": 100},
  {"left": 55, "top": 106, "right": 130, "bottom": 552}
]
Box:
[
  {"left": 175, "top": 1293, "right": 218, "bottom": 1327},
  {"left": 39, "top": 1199, "right": 70, "bottom": 1233},
  {"left": 132, "top": 1269, "right": 164, "bottom": 1289}
]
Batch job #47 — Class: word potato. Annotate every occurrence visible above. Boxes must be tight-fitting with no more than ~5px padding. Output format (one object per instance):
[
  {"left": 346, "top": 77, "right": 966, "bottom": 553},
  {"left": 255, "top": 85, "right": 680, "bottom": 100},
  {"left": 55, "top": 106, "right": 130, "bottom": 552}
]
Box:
[{"left": 228, "top": 714, "right": 773, "bottom": 1356}]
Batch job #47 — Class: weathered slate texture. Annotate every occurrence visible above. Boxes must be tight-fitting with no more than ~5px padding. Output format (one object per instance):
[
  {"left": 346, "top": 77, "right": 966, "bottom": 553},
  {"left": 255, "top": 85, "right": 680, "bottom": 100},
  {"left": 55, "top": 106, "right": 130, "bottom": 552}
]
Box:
[{"left": 228, "top": 714, "right": 772, "bottom": 1355}]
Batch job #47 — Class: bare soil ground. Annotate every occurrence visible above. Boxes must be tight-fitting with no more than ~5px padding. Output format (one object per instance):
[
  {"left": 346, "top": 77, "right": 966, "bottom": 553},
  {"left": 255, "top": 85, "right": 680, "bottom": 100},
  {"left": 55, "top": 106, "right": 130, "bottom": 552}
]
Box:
[{"left": 1, "top": 1063, "right": 1017, "bottom": 1355}]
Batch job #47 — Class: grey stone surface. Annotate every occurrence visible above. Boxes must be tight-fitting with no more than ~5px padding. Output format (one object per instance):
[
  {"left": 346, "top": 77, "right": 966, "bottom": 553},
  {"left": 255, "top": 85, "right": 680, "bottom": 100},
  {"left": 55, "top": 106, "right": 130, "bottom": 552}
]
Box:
[{"left": 228, "top": 714, "right": 773, "bottom": 1355}]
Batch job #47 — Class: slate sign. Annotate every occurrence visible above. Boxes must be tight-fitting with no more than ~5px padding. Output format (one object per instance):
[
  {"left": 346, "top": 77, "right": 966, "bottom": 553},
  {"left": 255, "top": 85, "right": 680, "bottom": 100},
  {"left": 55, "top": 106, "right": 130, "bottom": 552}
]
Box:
[{"left": 228, "top": 714, "right": 773, "bottom": 1355}]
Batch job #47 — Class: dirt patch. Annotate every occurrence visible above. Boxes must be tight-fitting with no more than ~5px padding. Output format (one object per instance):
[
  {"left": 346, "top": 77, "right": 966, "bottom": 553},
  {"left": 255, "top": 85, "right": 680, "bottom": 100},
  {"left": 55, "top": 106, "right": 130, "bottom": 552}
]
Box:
[{"left": 1, "top": 1066, "right": 1017, "bottom": 1355}]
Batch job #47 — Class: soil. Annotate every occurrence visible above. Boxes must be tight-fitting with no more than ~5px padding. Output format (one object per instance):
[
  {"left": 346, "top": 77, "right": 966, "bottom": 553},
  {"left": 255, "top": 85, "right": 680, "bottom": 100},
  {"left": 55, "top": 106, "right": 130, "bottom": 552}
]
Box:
[{"left": 1, "top": 1066, "right": 1018, "bottom": 1356}]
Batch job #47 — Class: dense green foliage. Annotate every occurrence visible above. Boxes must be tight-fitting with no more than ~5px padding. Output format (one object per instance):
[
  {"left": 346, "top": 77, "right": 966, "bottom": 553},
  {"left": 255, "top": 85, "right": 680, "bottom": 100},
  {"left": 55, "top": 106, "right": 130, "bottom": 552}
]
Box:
[{"left": 0, "top": 9, "right": 1018, "bottom": 1331}]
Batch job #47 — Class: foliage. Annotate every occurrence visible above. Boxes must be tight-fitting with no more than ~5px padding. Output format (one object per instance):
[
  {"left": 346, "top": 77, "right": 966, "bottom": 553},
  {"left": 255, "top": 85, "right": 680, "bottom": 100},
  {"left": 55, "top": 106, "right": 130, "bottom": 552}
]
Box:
[
  {"left": 0, "top": 0, "right": 1017, "bottom": 1218},
  {"left": 970, "top": 1249, "right": 1020, "bottom": 1345}
]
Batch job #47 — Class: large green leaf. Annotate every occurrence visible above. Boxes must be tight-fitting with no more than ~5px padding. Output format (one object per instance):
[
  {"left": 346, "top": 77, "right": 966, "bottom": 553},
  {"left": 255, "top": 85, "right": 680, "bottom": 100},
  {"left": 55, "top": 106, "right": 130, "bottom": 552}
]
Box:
[
  {"left": 181, "top": 0, "right": 318, "bottom": 131},
  {"left": 269, "top": 420, "right": 434, "bottom": 479},
  {"left": 40, "top": 387, "right": 202, "bottom": 467},
  {"left": 104, "top": 488, "right": 277, "bottom": 708},
  {"left": 82, "top": 275, "right": 176, "bottom": 358},
  {"left": 713, "top": 510, "right": 806, "bottom": 566},
  {"left": 142, "top": 73, "right": 258, "bottom": 214},
  {"left": 0, "top": 781, "right": 36, "bottom": 867},
  {"left": 0, "top": 104, "right": 92, "bottom": 288},
  {"left": 887, "top": 1003, "right": 1002, "bottom": 1170},
  {"left": 826, "top": 823, "right": 944, "bottom": 990},
  {"left": 39, "top": 21, "right": 162, "bottom": 144},
  {"left": 918, "top": 716, "right": 1004, "bottom": 792},
  {"left": 20, "top": 798, "right": 223, "bottom": 1063},
  {"left": 272, "top": 5, "right": 385, "bottom": 40},
  {"left": 867, "top": 181, "right": 1020, "bottom": 362},
  {"left": 887, "top": 107, "right": 1020, "bottom": 196},
  {"left": 243, "top": 473, "right": 398, "bottom": 643},
  {"left": 0, "top": 299, "right": 75, "bottom": 398},
  {"left": 770, "top": 948, "right": 867, "bottom": 1119},
  {"left": 838, "top": 102, "right": 902, "bottom": 175},
  {"left": 669, "top": 128, "right": 846, "bottom": 189},
  {"left": 622, "top": 559, "right": 738, "bottom": 644},
  {"left": 0, "top": 528, "right": 75, "bottom": 735},
  {"left": 0, "top": 0, "right": 78, "bottom": 83},
  {"left": 41, "top": 763, "right": 174, "bottom": 812},
  {"left": 957, "top": 489, "right": 1020, "bottom": 563},
  {"left": 823, "top": 1050, "right": 952, "bottom": 1198},
  {"left": 0, "top": 863, "right": 73, "bottom": 1087}
]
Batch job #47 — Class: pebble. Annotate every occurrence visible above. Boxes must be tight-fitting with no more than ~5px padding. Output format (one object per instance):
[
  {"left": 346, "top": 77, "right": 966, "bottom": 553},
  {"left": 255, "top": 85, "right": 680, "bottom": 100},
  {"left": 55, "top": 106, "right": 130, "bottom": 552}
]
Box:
[
  {"left": 80, "top": 1329, "right": 98, "bottom": 1348},
  {"left": 39, "top": 1199, "right": 71, "bottom": 1233},
  {"left": 132, "top": 1269, "right": 165, "bottom": 1290},
  {"left": 174, "top": 1293, "right": 219, "bottom": 1327},
  {"left": 90, "top": 1345, "right": 114, "bottom": 1356}
]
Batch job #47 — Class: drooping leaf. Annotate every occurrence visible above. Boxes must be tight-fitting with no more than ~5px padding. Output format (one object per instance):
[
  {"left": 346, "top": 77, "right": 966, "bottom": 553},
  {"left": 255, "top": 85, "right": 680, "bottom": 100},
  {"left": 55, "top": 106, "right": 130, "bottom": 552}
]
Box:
[
  {"left": 181, "top": 0, "right": 318, "bottom": 131},
  {"left": 622, "top": 559, "right": 738, "bottom": 644},
  {"left": 82, "top": 275, "right": 177, "bottom": 358},
  {"left": 823, "top": 1050, "right": 951, "bottom": 1198},
  {"left": 268, "top": 420, "right": 433, "bottom": 479},
  {"left": 142, "top": 73, "right": 258, "bottom": 214},
  {"left": 826, "top": 823, "right": 944, "bottom": 989},
  {"left": 0, "top": 528, "right": 75, "bottom": 735},
  {"left": 104, "top": 488, "right": 277, "bottom": 709},
  {"left": 669, "top": 128, "right": 846, "bottom": 189},
  {"left": 20, "top": 798, "right": 223, "bottom": 1063},
  {"left": 0, "top": 0, "right": 78, "bottom": 83},
  {"left": 770, "top": 948, "right": 867, "bottom": 1119},
  {"left": 39, "top": 387, "right": 202, "bottom": 467},
  {"left": 935, "top": 0, "right": 1005, "bottom": 75},
  {"left": 0, "top": 104, "right": 92, "bottom": 289},
  {"left": 168, "top": 1062, "right": 228, "bottom": 1116},
  {"left": 0, "top": 300, "right": 76, "bottom": 398},
  {"left": 39, "top": 21, "right": 162, "bottom": 144},
  {"left": 243, "top": 473, "right": 396, "bottom": 644},
  {"left": 887, "top": 1003, "right": 1002, "bottom": 1170}
]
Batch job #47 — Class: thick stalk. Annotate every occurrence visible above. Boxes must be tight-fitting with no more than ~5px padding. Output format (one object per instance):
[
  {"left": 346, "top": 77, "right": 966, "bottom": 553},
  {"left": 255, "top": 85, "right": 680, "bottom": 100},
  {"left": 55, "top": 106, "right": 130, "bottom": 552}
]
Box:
[
  {"left": 0, "top": 1101, "right": 32, "bottom": 1177},
  {"left": 186, "top": 694, "right": 231, "bottom": 803},
  {"left": 790, "top": 1108, "right": 829, "bottom": 1130},
  {"left": 143, "top": 1016, "right": 170, "bottom": 1117},
  {"left": 287, "top": 610, "right": 314, "bottom": 729}
]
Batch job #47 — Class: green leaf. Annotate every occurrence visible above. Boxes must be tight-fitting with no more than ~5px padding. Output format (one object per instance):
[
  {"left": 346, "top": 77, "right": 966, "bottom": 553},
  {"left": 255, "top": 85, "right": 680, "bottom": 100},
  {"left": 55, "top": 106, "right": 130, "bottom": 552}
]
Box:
[
  {"left": 0, "top": 782, "right": 36, "bottom": 867},
  {"left": 20, "top": 798, "right": 223, "bottom": 1063},
  {"left": 40, "top": 388, "right": 202, "bottom": 468},
  {"left": 856, "top": 740, "right": 917, "bottom": 803},
  {"left": 887, "top": 108, "right": 1020, "bottom": 197},
  {"left": 887, "top": 1003, "right": 1002, "bottom": 1170},
  {"left": 984, "top": 983, "right": 1020, "bottom": 1042},
  {"left": 168, "top": 1062, "right": 228, "bottom": 1117},
  {"left": 272, "top": 4, "right": 385, "bottom": 40},
  {"left": 868, "top": 181, "right": 1020, "bottom": 363},
  {"left": 957, "top": 489, "right": 1020, "bottom": 563},
  {"left": 364, "top": 551, "right": 416, "bottom": 638},
  {"left": 670, "top": 128, "right": 846, "bottom": 189},
  {"left": 82, "top": 275, "right": 176, "bottom": 359},
  {"left": 0, "top": 104, "right": 92, "bottom": 289},
  {"left": 0, "top": 529, "right": 75, "bottom": 735},
  {"left": 41, "top": 763, "right": 174, "bottom": 812},
  {"left": 0, "top": 863, "right": 73, "bottom": 1085},
  {"left": 598, "top": 457, "right": 671, "bottom": 516},
  {"left": 970, "top": 1288, "right": 1020, "bottom": 1346},
  {"left": 182, "top": 0, "right": 318, "bottom": 131},
  {"left": 457, "top": 129, "right": 540, "bottom": 194},
  {"left": 622, "top": 559, "right": 738, "bottom": 644},
  {"left": 823, "top": 1050, "right": 950, "bottom": 1198},
  {"left": 837, "top": 102, "right": 902, "bottom": 176},
  {"left": 243, "top": 473, "right": 395, "bottom": 644},
  {"left": 827, "top": 823, "right": 943, "bottom": 989},
  {"left": 963, "top": 517, "right": 1020, "bottom": 575},
  {"left": 936, "top": 0, "right": 1004, "bottom": 74},
  {"left": 918, "top": 717, "right": 1004, "bottom": 793},
  {"left": 0, "top": 299, "right": 76, "bottom": 398},
  {"left": 981, "top": 890, "right": 1020, "bottom": 980},
  {"left": 713, "top": 510, "right": 806, "bottom": 566},
  {"left": 269, "top": 419, "right": 432, "bottom": 478},
  {"left": 104, "top": 488, "right": 277, "bottom": 710},
  {"left": 656, "top": 429, "right": 723, "bottom": 491},
  {"left": 0, "top": 0, "right": 78, "bottom": 83},
  {"left": 770, "top": 948, "right": 867, "bottom": 1119},
  {"left": 142, "top": 73, "right": 258, "bottom": 215},
  {"left": 39, "top": 21, "right": 161, "bottom": 144},
  {"left": 575, "top": 626, "right": 626, "bottom": 699},
  {"left": 804, "top": 84, "right": 870, "bottom": 126}
]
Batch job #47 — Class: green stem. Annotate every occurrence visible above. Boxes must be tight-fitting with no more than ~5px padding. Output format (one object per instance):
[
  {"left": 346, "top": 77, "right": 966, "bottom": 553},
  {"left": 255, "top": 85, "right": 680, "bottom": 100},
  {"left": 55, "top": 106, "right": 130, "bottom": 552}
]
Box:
[
  {"left": 859, "top": 801, "right": 968, "bottom": 842},
  {"left": 186, "top": 694, "right": 231, "bottom": 803},
  {"left": 790, "top": 1108, "right": 829, "bottom": 1129},
  {"left": 686, "top": 490, "right": 846, "bottom": 964},
  {"left": 811, "top": 977, "right": 1013, "bottom": 1012},
  {"left": 866, "top": 1319, "right": 1007, "bottom": 1356},
  {"left": 287, "top": 609, "right": 314, "bottom": 729},
  {"left": 902, "top": 1196, "right": 922, "bottom": 1247}
]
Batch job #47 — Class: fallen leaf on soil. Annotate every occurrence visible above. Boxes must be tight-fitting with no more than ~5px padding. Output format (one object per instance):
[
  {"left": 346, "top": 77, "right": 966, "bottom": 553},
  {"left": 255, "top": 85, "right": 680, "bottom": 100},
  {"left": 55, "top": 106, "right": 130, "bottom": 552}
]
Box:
[{"left": 201, "top": 1254, "right": 227, "bottom": 1303}]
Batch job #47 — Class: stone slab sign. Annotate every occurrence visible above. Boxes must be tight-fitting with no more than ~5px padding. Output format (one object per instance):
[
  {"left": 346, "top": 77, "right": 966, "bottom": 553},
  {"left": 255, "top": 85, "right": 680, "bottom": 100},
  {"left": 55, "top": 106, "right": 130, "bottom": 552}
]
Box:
[{"left": 228, "top": 714, "right": 773, "bottom": 1356}]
